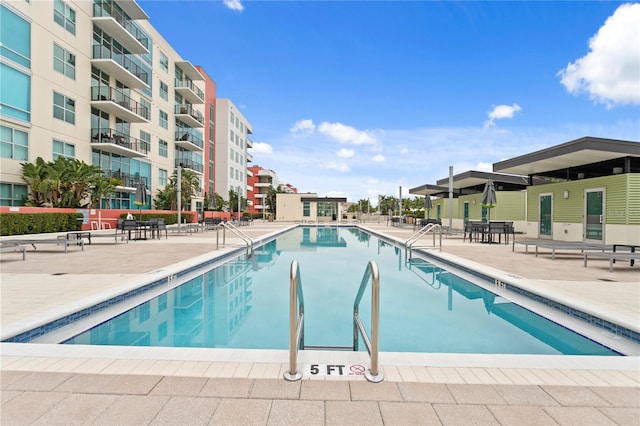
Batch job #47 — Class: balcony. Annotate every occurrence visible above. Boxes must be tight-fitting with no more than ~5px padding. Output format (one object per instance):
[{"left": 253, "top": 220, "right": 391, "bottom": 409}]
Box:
[
  {"left": 174, "top": 131, "right": 204, "bottom": 152},
  {"left": 175, "top": 79, "right": 204, "bottom": 104},
  {"left": 92, "top": 45, "right": 149, "bottom": 89},
  {"left": 175, "top": 104, "right": 204, "bottom": 127},
  {"left": 102, "top": 170, "right": 147, "bottom": 192},
  {"left": 254, "top": 182, "right": 270, "bottom": 188},
  {"left": 91, "top": 128, "right": 149, "bottom": 157},
  {"left": 92, "top": 2, "right": 149, "bottom": 54},
  {"left": 91, "top": 86, "right": 149, "bottom": 122},
  {"left": 175, "top": 159, "right": 204, "bottom": 174},
  {"left": 247, "top": 138, "right": 254, "bottom": 148}
]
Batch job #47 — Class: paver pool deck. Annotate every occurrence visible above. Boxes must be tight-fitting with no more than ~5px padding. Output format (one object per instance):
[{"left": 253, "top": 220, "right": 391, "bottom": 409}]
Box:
[{"left": 1, "top": 221, "right": 638, "bottom": 425}]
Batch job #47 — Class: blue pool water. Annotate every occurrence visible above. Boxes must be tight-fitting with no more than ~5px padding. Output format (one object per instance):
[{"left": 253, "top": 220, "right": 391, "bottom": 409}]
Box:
[{"left": 64, "top": 227, "right": 618, "bottom": 355}]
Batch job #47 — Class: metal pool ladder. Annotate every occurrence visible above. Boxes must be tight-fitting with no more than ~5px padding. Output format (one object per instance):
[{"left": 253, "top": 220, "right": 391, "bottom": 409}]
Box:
[
  {"left": 219, "top": 221, "right": 254, "bottom": 256},
  {"left": 405, "top": 223, "right": 442, "bottom": 260},
  {"left": 284, "top": 260, "right": 383, "bottom": 383}
]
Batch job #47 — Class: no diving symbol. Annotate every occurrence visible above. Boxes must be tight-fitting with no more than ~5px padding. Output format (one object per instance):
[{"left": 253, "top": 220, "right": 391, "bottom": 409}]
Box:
[{"left": 349, "top": 364, "right": 365, "bottom": 376}]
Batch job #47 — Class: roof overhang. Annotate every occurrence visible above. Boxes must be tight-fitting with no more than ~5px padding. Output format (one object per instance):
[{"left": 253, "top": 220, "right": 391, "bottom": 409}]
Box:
[
  {"left": 175, "top": 61, "right": 205, "bottom": 81},
  {"left": 493, "top": 137, "right": 640, "bottom": 176},
  {"left": 116, "top": 0, "right": 149, "bottom": 20},
  {"left": 301, "top": 197, "right": 347, "bottom": 203},
  {"left": 408, "top": 184, "right": 451, "bottom": 197},
  {"left": 436, "top": 170, "right": 529, "bottom": 190}
]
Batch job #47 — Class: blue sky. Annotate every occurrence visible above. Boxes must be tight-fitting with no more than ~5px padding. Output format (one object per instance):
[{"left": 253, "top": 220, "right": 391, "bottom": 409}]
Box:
[{"left": 139, "top": 0, "right": 640, "bottom": 203}]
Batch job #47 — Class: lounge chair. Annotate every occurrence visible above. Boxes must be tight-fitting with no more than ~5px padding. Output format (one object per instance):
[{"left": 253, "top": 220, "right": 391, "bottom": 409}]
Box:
[{"left": 583, "top": 252, "right": 640, "bottom": 272}]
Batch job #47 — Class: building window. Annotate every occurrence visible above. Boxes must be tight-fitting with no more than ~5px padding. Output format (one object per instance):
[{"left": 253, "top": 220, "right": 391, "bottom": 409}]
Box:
[
  {"left": 303, "top": 202, "right": 310, "bottom": 217},
  {"left": 159, "top": 168, "right": 168, "bottom": 186},
  {"left": 0, "top": 125, "right": 28, "bottom": 161},
  {"left": 159, "top": 51, "right": 168, "bottom": 73},
  {"left": 53, "top": 91, "right": 75, "bottom": 124},
  {"left": 0, "top": 63, "right": 31, "bottom": 122},
  {"left": 159, "top": 139, "right": 168, "bottom": 157},
  {"left": 140, "top": 98, "right": 151, "bottom": 121},
  {"left": 159, "top": 110, "right": 168, "bottom": 129},
  {"left": 53, "top": 0, "right": 75, "bottom": 35},
  {"left": 159, "top": 81, "right": 168, "bottom": 100},
  {"left": 53, "top": 139, "right": 75, "bottom": 159},
  {"left": 1, "top": 4, "right": 31, "bottom": 68},
  {"left": 230, "top": 111, "right": 234, "bottom": 123},
  {"left": 140, "top": 130, "right": 151, "bottom": 145},
  {"left": 53, "top": 43, "right": 75, "bottom": 79},
  {"left": 0, "top": 183, "right": 28, "bottom": 206}
]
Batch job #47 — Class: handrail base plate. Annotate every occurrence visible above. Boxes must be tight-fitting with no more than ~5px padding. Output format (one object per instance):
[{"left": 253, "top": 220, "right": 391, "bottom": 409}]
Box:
[
  {"left": 283, "top": 371, "right": 303, "bottom": 381},
  {"left": 365, "top": 370, "right": 384, "bottom": 383}
]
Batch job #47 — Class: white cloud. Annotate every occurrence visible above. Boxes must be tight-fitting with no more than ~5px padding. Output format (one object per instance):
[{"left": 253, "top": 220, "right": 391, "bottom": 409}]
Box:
[
  {"left": 223, "top": 0, "right": 244, "bottom": 12},
  {"left": 558, "top": 3, "right": 640, "bottom": 107},
  {"left": 371, "top": 154, "right": 385, "bottom": 163},
  {"left": 337, "top": 148, "right": 354, "bottom": 158},
  {"left": 290, "top": 119, "right": 316, "bottom": 134},
  {"left": 483, "top": 103, "right": 522, "bottom": 129},
  {"left": 325, "top": 162, "right": 350, "bottom": 172},
  {"left": 250, "top": 142, "right": 272, "bottom": 155},
  {"left": 476, "top": 162, "right": 493, "bottom": 172},
  {"left": 317, "top": 122, "right": 378, "bottom": 145}
]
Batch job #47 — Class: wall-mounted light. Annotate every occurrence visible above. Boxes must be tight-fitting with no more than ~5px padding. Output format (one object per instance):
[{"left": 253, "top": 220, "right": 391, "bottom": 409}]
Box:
[
  {"left": 472, "top": 200, "right": 476, "bottom": 205},
  {"left": 563, "top": 190, "right": 569, "bottom": 199}
]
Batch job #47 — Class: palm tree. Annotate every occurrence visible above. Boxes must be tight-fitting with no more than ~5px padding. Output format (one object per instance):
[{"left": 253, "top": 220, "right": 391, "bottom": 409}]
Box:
[{"left": 153, "top": 167, "right": 200, "bottom": 211}]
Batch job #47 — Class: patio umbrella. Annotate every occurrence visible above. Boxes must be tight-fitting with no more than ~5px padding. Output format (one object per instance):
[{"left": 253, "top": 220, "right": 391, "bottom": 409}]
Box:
[
  {"left": 209, "top": 194, "right": 217, "bottom": 210},
  {"left": 424, "top": 196, "right": 433, "bottom": 218},
  {"left": 133, "top": 181, "right": 148, "bottom": 220},
  {"left": 481, "top": 179, "right": 497, "bottom": 223}
]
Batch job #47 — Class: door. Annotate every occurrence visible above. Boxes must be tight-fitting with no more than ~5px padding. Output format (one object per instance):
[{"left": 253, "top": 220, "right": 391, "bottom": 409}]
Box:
[
  {"left": 539, "top": 194, "right": 552, "bottom": 238},
  {"left": 436, "top": 204, "right": 441, "bottom": 221},
  {"left": 585, "top": 189, "right": 605, "bottom": 242},
  {"left": 481, "top": 206, "right": 488, "bottom": 223},
  {"left": 463, "top": 201, "right": 469, "bottom": 226}
]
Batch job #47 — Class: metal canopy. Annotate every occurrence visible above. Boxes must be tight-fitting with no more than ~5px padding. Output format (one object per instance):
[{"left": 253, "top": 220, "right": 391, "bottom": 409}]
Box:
[
  {"left": 493, "top": 137, "right": 640, "bottom": 177},
  {"left": 408, "top": 184, "right": 451, "bottom": 197},
  {"left": 435, "top": 170, "right": 529, "bottom": 191}
]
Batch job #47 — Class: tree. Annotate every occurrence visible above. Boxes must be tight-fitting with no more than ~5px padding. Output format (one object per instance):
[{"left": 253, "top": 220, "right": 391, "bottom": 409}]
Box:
[
  {"left": 228, "top": 189, "right": 247, "bottom": 214},
  {"left": 21, "top": 157, "right": 104, "bottom": 208},
  {"left": 89, "top": 176, "right": 119, "bottom": 208},
  {"left": 265, "top": 184, "right": 286, "bottom": 215},
  {"left": 153, "top": 167, "right": 200, "bottom": 210}
]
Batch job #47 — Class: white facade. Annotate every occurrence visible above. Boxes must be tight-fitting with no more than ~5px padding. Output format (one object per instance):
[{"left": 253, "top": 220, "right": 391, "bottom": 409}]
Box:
[
  {"left": 0, "top": 0, "right": 213, "bottom": 211},
  {"left": 214, "top": 98, "right": 253, "bottom": 201}
]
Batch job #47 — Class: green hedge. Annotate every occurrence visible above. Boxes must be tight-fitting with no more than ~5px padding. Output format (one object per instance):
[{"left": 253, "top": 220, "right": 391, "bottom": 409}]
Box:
[
  {"left": 119, "top": 212, "right": 196, "bottom": 225},
  {"left": 0, "top": 213, "right": 83, "bottom": 236}
]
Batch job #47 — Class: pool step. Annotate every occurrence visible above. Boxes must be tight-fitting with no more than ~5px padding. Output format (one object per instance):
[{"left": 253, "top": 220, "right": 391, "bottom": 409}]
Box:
[{"left": 302, "top": 344, "right": 354, "bottom": 351}]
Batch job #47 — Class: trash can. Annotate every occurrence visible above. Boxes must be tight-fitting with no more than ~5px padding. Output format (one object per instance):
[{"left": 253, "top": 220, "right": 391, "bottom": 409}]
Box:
[{"left": 268, "top": 213, "right": 274, "bottom": 222}]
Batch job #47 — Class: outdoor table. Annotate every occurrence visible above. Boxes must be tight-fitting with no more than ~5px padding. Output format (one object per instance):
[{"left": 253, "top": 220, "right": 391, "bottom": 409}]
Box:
[
  {"left": 65, "top": 231, "right": 91, "bottom": 245},
  {"left": 135, "top": 221, "right": 151, "bottom": 240}
]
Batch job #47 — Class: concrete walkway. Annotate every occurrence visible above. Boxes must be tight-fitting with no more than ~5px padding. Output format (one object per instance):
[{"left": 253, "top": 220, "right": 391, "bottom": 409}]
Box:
[{"left": 1, "top": 221, "right": 639, "bottom": 425}]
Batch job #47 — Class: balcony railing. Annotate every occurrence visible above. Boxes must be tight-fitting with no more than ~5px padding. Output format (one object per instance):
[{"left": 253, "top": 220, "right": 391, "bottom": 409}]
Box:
[
  {"left": 102, "top": 169, "right": 147, "bottom": 188},
  {"left": 91, "top": 86, "right": 150, "bottom": 121},
  {"left": 175, "top": 79, "right": 205, "bottom": 102},
  {"left": 174, "top": 131, "right": 204, "bottom": 150},
  {"left": 175, "top": 159, "right": 204, "bottom": 173},
  {"left": 92, "top": 45, "right": 149, "bottom": 85},
  {"left": 91, "top": 128, "right": 150, "bottom": 155},
  {"left": 93, "top": 1, "right": 149, "bottom": 50},
  {"left": 175, "top": 104, "right": 204, "bottom": 126}
]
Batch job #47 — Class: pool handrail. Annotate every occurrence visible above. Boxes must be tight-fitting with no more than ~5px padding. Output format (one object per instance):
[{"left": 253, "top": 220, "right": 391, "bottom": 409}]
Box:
[
  {"left": 405, "top": 223, "right": 442, "bottom": 259},
  {"left": 284, "top": 260, "right": 305, "bottom": 381},
  {"left": 220, "top": 221, "right": 254, "bottom": 255},
  {"left": 353, "top": 260, "right": 384, "bottom": 383}
]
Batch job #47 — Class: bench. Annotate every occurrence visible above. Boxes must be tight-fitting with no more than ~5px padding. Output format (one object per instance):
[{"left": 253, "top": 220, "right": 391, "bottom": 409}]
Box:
[
  {"left": 0, "top": 244, "right": 26, "bottom": 260},
  {"left": 583, "top": 252, "right": 640, "bottom": 272}
]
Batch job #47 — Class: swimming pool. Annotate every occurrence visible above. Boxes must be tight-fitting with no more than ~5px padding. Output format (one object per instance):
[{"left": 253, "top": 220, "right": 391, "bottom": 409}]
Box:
[{"left": 59, "top": 226, "right": 621, "bottom": 355}]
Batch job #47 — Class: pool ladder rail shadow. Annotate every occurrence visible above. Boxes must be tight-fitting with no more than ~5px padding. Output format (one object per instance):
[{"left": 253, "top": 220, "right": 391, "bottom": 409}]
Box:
[{"left": 284, "top": 260, "right": 383, "bottom": 383}]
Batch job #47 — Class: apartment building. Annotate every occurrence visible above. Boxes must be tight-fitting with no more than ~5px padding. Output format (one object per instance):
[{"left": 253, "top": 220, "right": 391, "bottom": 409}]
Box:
[
  {"left": 246, "top": 165, "right": 296, "bottom": 215},
  {"left": 214, "top": 98, "right": 252, "bottom": 203},
  {"left": 0, "top": 0, "right": 216, "bottom": 212}
]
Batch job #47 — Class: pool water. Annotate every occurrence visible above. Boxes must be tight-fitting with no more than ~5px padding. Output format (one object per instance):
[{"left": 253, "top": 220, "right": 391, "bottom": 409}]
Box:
[{"left": 64, "top": 226, "right": 618, "bottom": 355}]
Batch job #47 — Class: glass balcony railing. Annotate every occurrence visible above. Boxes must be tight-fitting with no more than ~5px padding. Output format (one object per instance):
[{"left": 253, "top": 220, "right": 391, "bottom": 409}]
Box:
[
  {"left": 175, "top": 79, "right": 205, "bottom": 101},
  {"left": 92, "top": 45, "right": 149, "bottom": 85},
  {"left": 175, "top": 104, "right": 204, "bottom": 126},
  {"left": 174, "top": 131, "right": 204, "bottom": 149},
  {"left": 91, "top": 127, "right": 150, "bottom": 155},
  {"left": 175, "top": 159, "right": 204, "bottom": 173},
  {"left": 102, "top": 169, "right": 148, "bottom": 188},
  {"left": 91, "top": 86, "right": 150, "bottom": 120},
  {"left": 93, "top": 1, "right": 149, "bottom": 49}
]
